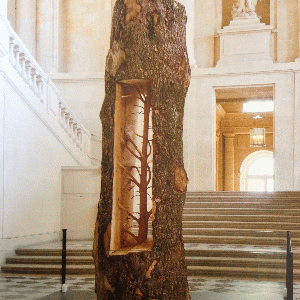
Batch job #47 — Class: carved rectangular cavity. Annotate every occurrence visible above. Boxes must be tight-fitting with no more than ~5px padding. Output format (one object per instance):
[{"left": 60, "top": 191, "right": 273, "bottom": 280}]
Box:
[{"left": 110, "top": 79, "right": 153, "bottom": 255}]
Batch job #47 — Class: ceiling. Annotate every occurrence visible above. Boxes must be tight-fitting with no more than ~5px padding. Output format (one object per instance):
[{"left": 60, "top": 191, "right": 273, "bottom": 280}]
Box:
[{"left": 215, "top": 85, "right": 274, "bottom": 114}]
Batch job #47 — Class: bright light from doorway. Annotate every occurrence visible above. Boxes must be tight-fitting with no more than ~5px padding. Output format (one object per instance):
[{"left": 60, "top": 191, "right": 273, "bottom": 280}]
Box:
[
  {"left": 243, "top": 100, "right": 274, "bottom": 113},
  {"left": 240, "top": 151, "right": 274, "bottom": 192},
  {"left": 247, "top": 156, "right": 274, "bottom": 192}
]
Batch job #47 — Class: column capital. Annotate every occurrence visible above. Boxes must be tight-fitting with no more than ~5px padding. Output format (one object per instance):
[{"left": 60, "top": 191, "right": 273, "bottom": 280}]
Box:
[{"left": 223, "top": 132, "right": 235, "bottom": 138}]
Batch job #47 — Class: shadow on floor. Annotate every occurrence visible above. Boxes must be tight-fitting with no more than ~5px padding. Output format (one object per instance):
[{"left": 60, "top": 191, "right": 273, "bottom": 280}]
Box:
[
  {"left": 38, "top": 290, "right": 287, "bottom": 300},
  {"left": 39, "top": 291, "right": 97, "bottom": 300}
]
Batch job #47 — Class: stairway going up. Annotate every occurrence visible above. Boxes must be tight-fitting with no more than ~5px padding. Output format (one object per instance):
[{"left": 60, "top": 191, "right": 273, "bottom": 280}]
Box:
[
  {"left": 184, "top": 191, "right": 300, "bottom": 280},
  {"left": 2, "top": 191, "right": 300, "bottom": 281}
]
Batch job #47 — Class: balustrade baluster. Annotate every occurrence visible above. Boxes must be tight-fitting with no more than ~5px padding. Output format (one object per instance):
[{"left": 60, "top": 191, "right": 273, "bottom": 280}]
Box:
[
  {"left": 36, "top": 75, "right": 44, "bottom": 101},
  {"left": 31, "top": 69, "right": 38, "bottom": 93},
  {"left": 20, "top": 53, "right": 27, "bottom": 80},
  {"left": 68, "top": 118, "right": 74, "bottom": 137},
  {"left": 9, "top": 39, "right": 16, "bottom": 66},
  {"left": 59, "top": 106, "right": 66, "bottom": 126},
  {"left": 58, "top": 102, "right": 63, "bottom": 117},
  {"left": 64, "top": 113, "right": 70, "bottom": 131},
  {"left": 14, "top": 47, "right": 22, "bottom": 73},
  {"left": 25, "top": 61, "right": 33, "bottom": 86},
  {"left": 72, "top": 123, "right": 78, "bottom": 142},
  {"left": 77, "top": 128, "right": 82, "bottom": 148}
]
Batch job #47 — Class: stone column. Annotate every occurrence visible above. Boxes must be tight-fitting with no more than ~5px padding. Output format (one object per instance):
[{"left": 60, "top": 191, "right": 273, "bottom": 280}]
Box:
[
  {"left": 224, "top": 133, "right": 235, "bottom": 191},
  {"left": 15, "top": 0, "right": 37, "bottom": 57},
  {"left": 216, "top": 133, "right": 220, "bottom": 191}
]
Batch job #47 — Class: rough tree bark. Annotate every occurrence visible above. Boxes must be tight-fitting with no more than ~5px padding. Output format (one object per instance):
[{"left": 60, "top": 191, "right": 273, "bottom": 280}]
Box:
[{"left": 93, "top": 0, "right": 191, "bottom": 299}]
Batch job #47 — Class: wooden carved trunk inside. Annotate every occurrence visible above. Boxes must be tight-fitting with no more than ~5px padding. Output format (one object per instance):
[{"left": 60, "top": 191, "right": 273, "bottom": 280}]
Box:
[{"left": 93, "top": 0, "right": 191, "bottom": 299}]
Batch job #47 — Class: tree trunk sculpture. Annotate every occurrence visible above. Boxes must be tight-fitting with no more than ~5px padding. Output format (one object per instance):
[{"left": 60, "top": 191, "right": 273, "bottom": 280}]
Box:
[{"left": 93, "top": 0, "right": 191, "bottom": 299}]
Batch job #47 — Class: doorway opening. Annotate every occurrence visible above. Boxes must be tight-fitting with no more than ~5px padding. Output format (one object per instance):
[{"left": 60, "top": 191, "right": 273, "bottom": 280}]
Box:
[{"left": 215, "top": 85, "right": 274, "bottom": 191}]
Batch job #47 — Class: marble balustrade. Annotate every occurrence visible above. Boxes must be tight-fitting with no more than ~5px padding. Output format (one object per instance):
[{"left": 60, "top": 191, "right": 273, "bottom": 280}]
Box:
[{"left": 0, "top": 14, "right": 91, "bottom": 164}]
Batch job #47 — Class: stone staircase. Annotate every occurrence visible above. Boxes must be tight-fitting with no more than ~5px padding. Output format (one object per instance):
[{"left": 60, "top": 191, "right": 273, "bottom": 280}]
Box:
[
  {"left": 2, "top": 191, "right": 300, "bottom": 280},
  {"left": 184, "top": 191, "right": 300, "bottom": 280},
  {"left": 3, "top": 248, "right": 94, "bottom": 275}
]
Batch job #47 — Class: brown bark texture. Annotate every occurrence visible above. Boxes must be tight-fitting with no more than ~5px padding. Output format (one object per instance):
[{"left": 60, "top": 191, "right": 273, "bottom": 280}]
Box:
[{"left": 93, "top": 0, "right": 191, "bottom": 299}]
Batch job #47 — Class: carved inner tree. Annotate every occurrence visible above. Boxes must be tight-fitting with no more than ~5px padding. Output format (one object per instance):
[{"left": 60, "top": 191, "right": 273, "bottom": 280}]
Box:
[
  {"left": 110, "top": 79, "right": 153, "bottom": 253},
  {"left": 93, "top": 0, "right": 191, "bottom": 299}
]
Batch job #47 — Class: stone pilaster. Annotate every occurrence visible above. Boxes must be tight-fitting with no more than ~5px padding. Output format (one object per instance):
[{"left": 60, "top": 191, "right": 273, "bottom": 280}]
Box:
[
  {"left": 224, "top": 133, "right": 235, "bottom": 191},
  {"left": 15, "top": 0, "right": 37, "bottom": 57},
  {"left": 36, "top": 0, "right": 59, "bottom": 72},
  {"left": 295, "top": 0, "right": 300, "bottom": 61},
  {"left": 216, "top": 133, "right": 221, "bottom": 191}
]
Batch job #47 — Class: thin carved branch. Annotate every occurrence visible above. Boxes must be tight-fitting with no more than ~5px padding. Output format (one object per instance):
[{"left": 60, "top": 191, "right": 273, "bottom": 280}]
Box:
[
  {"left": 146, "top": 164, "right": 152, "bottom": 185},
  {"left": 119, "top": 163, "right": 141, "bottom": 188},
  {"left": 122, "top": 140, "right": 142, "bottom": 161},
  {"left": 146, "top": 209, "right": 152, "bottom": 219},
  {"left": 118, "top": 202, "right": 141, "bottom": 224},
  {"left": 133, "top": 84, "right": 147, "bottom": 103},
  {"left": 147, "top": 140, "right": 152, "bottom": 157},
  {"left": 124, "top": 134, "right": 144, "bottom": 159}
]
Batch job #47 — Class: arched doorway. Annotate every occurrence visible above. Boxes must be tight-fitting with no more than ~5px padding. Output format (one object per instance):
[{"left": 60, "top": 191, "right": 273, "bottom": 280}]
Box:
[{"left": 240, "top": 150, "right": 274, "bottom": 191}]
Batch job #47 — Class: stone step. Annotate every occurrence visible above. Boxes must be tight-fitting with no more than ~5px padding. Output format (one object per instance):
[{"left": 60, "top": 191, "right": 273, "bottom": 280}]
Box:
[
  {"left": 186, "top": 265, "right": 300, "bottom": 280},
  {"left": 184, "top": 248, "right": 287, "bottom": 259},
  {"left": 10, "top": 246, "right": 294, "bottom": 259},
  {"left": 185, "top": 256, "right": 295, "bottom": 269},
  {"left": 182, "top": 214, "right": 300, "bottom": 223},
  {"left": 184, "top": 202, "right": 300, "bottom": 208},
  {"left": 182, "top": 228, "right": 300, "bottom": 238},
  {"left": 10, "top": 253, "right": 294, "bottom": 269},
  {"left": 186, "top": 195, "right": 300, "bottom": 201},
  {"left": 3, "top": 262, "right": 298, "bottom": 281},
  {"left": 186, "top": 196, "right": 300, "bottom": 201},
  {"left": 1, "top": 264, "right": 95, "bottom": 275},
  {"left": 182, "top": 220, "right": 300, "bottom": 230},
  {"left": 15, "top": 249, "right": 92, "bottom": 257},
  {"left": 183, "top": 235, "right": 300, "bottom": 247},
  {"left": 185, "top": 199, "right": 300, "bottom": 205},
  {"left": 5, "top": 256, "right": 94, "bottom": 265},
  {"left": 183, "top": 208, "right": 300, "bottom": 215},
  {"left": 186, "top": 191, "right": 300, "bottom": 198}
]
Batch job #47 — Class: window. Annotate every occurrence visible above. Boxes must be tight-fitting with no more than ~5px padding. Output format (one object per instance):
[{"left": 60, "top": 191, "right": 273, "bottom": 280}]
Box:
[
  {"left": 240, "top": 151, "right": 274, "bottom": 192},
  {"left": 243, "top": 100, "right": 274, "bottom": 113}
]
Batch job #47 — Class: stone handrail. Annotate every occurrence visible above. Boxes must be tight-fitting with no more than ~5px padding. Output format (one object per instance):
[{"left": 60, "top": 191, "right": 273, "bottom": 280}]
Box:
[{"left": 0, "top": 14, "right": 91, "bottom": 165}]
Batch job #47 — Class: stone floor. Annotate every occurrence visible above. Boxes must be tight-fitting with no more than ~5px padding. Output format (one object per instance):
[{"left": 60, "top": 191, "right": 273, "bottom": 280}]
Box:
[
  {"left": 1, "top": 240, "right": 300, "bottom": 299},
  {"left": 0, "top": 273, "right": 300, "bottom": 300}
]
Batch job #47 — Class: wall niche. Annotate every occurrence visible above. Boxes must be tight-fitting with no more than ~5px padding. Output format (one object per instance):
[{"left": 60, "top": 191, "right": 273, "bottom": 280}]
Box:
[{"left": 222, "top": 0, "right": 270, "bottom": 28}]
